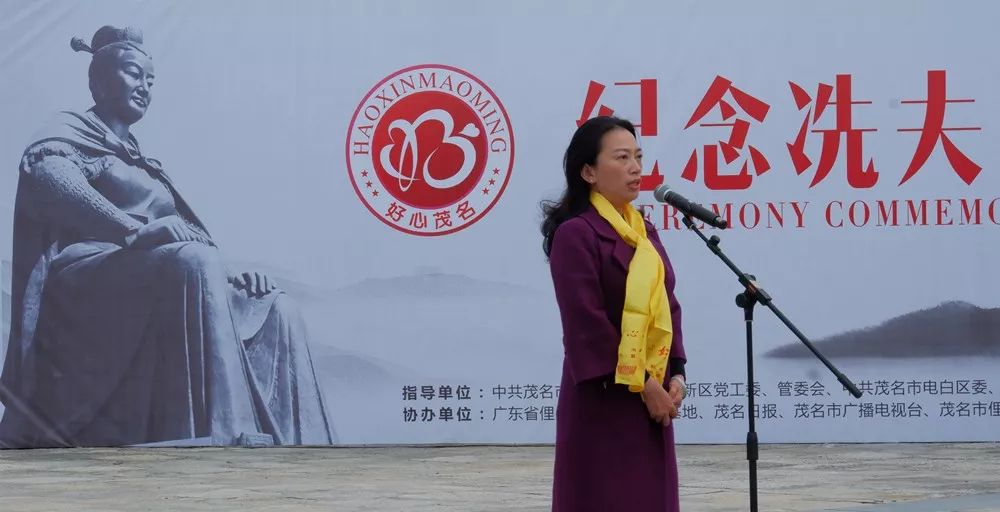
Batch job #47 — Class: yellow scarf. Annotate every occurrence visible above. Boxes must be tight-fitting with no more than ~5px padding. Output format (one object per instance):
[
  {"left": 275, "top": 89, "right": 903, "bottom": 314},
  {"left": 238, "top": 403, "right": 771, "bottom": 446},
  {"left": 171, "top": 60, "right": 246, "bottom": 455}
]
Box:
[{"left": 590, "top": 191, "right": 673, "bottom": 392}]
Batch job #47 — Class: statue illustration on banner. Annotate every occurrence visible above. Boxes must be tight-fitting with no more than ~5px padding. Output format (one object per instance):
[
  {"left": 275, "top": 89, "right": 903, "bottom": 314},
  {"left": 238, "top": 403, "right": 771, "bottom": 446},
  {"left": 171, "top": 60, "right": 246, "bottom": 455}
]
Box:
[{"left": 0, "top": 26, "right": 336, "bottom": 448}]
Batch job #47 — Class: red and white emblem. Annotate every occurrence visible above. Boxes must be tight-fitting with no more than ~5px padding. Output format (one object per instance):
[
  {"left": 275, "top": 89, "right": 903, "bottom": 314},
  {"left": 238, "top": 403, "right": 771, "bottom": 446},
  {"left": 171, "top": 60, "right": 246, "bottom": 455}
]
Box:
[{"left": 346, "top": 64, "right": 515, "bottom": 236}]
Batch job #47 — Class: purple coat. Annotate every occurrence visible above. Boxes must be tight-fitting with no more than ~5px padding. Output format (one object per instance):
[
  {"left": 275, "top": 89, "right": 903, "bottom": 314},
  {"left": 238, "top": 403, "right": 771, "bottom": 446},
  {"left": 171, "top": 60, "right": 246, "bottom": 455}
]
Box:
[{"left": 549, "top": 207, "right": 686, "bottom": 512}]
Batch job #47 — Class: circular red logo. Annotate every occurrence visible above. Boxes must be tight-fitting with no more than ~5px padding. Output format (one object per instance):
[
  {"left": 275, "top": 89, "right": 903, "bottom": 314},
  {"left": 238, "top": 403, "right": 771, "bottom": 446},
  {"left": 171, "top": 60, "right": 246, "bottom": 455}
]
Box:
[{"left": 346, "top": 64, "right": 514, "bottom": 236}]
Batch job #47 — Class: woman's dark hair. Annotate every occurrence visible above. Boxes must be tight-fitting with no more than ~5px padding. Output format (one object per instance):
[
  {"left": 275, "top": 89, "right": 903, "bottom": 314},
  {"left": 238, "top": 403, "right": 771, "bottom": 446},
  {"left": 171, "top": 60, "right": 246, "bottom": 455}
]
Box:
[{"left": 540, "top": 116, "right": 637, "bottom": 257}]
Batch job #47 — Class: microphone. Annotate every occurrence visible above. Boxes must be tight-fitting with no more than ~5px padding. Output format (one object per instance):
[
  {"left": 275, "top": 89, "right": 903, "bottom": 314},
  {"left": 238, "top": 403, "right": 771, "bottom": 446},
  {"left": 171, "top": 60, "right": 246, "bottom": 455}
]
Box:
[{"left": 653, "top": 184, "right": 728, "bottom": 229}]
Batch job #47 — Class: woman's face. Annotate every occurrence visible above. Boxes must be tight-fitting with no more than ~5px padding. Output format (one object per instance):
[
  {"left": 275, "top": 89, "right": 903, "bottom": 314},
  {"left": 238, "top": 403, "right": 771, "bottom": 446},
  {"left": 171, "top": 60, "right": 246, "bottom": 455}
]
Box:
[
  {"left": 581, "top": 127, "right": 643, "bottom": 210},
  {"left": 94, "top": 48, "right": 154, "bottom": 126}
]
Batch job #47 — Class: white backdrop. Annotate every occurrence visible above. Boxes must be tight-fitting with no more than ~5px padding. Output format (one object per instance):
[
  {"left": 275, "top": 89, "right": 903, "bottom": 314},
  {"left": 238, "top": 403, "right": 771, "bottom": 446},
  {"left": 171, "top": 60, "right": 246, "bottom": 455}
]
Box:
[{"left": 0, "top": 0, "right": 997, "bottom": 445}]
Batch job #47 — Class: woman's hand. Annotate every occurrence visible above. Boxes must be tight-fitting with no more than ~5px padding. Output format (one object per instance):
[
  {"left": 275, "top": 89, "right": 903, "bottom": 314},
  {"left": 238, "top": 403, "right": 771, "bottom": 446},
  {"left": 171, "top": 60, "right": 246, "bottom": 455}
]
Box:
[
  {"left": 668, "top": 376, "right": 686, "bottom": 409},
  {"left": 642, "top": 376, "right": 678, "bottom": 426},
  {"left": 130, "top": 215, "right": 211, "bottom": 248}
]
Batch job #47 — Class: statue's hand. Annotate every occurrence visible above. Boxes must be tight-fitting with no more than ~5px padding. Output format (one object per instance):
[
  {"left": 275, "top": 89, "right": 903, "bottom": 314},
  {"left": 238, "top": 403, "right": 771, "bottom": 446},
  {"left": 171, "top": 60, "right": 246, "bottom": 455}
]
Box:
[
  {"left": 131, "top": 215, "right": 212, "bottom": 248},
  {"left": 228, "top": 270, "right": 278, "bottom": 298}
]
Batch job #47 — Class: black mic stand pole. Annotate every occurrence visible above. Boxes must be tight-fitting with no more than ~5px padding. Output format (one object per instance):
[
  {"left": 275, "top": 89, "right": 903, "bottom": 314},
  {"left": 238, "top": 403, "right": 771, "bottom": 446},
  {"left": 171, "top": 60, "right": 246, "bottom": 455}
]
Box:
[{"left": 679, "top": 214, "right": 863, "bottom": 512}]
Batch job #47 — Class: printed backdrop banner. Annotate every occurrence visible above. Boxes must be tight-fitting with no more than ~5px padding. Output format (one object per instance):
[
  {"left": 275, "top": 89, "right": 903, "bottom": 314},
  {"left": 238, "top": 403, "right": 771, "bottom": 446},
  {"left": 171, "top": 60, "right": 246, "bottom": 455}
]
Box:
[{"left": 0, "top": 0, "right": 997, "bottom": 447}]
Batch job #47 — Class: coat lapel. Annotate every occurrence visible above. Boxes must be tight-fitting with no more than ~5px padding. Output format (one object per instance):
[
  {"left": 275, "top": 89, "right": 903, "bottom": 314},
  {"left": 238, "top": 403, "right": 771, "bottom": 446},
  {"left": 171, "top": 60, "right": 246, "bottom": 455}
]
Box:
[{"left": 580, "top": 207, "right": 635, "bottom": 273}]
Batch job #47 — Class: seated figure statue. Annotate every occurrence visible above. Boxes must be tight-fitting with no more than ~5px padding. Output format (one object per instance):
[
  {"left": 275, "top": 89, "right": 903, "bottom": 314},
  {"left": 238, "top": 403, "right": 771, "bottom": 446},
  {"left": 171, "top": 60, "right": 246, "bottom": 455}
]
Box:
[{"left": 0, "top": 25, "right": 336, "bottom": 447}]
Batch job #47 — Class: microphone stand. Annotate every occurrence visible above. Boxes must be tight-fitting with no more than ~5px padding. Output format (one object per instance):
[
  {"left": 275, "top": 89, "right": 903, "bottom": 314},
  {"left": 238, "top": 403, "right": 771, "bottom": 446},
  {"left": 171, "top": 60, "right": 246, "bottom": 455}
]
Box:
[{"left": 680, "top": 215, "right": 862, "bottom": 512}]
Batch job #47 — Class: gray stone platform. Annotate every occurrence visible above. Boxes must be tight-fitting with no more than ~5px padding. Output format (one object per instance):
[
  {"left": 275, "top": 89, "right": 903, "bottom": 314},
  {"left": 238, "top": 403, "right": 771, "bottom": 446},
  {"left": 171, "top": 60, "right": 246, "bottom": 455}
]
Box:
[{"left": 1, "top": 443, "right": 998, "bottom": 511}]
